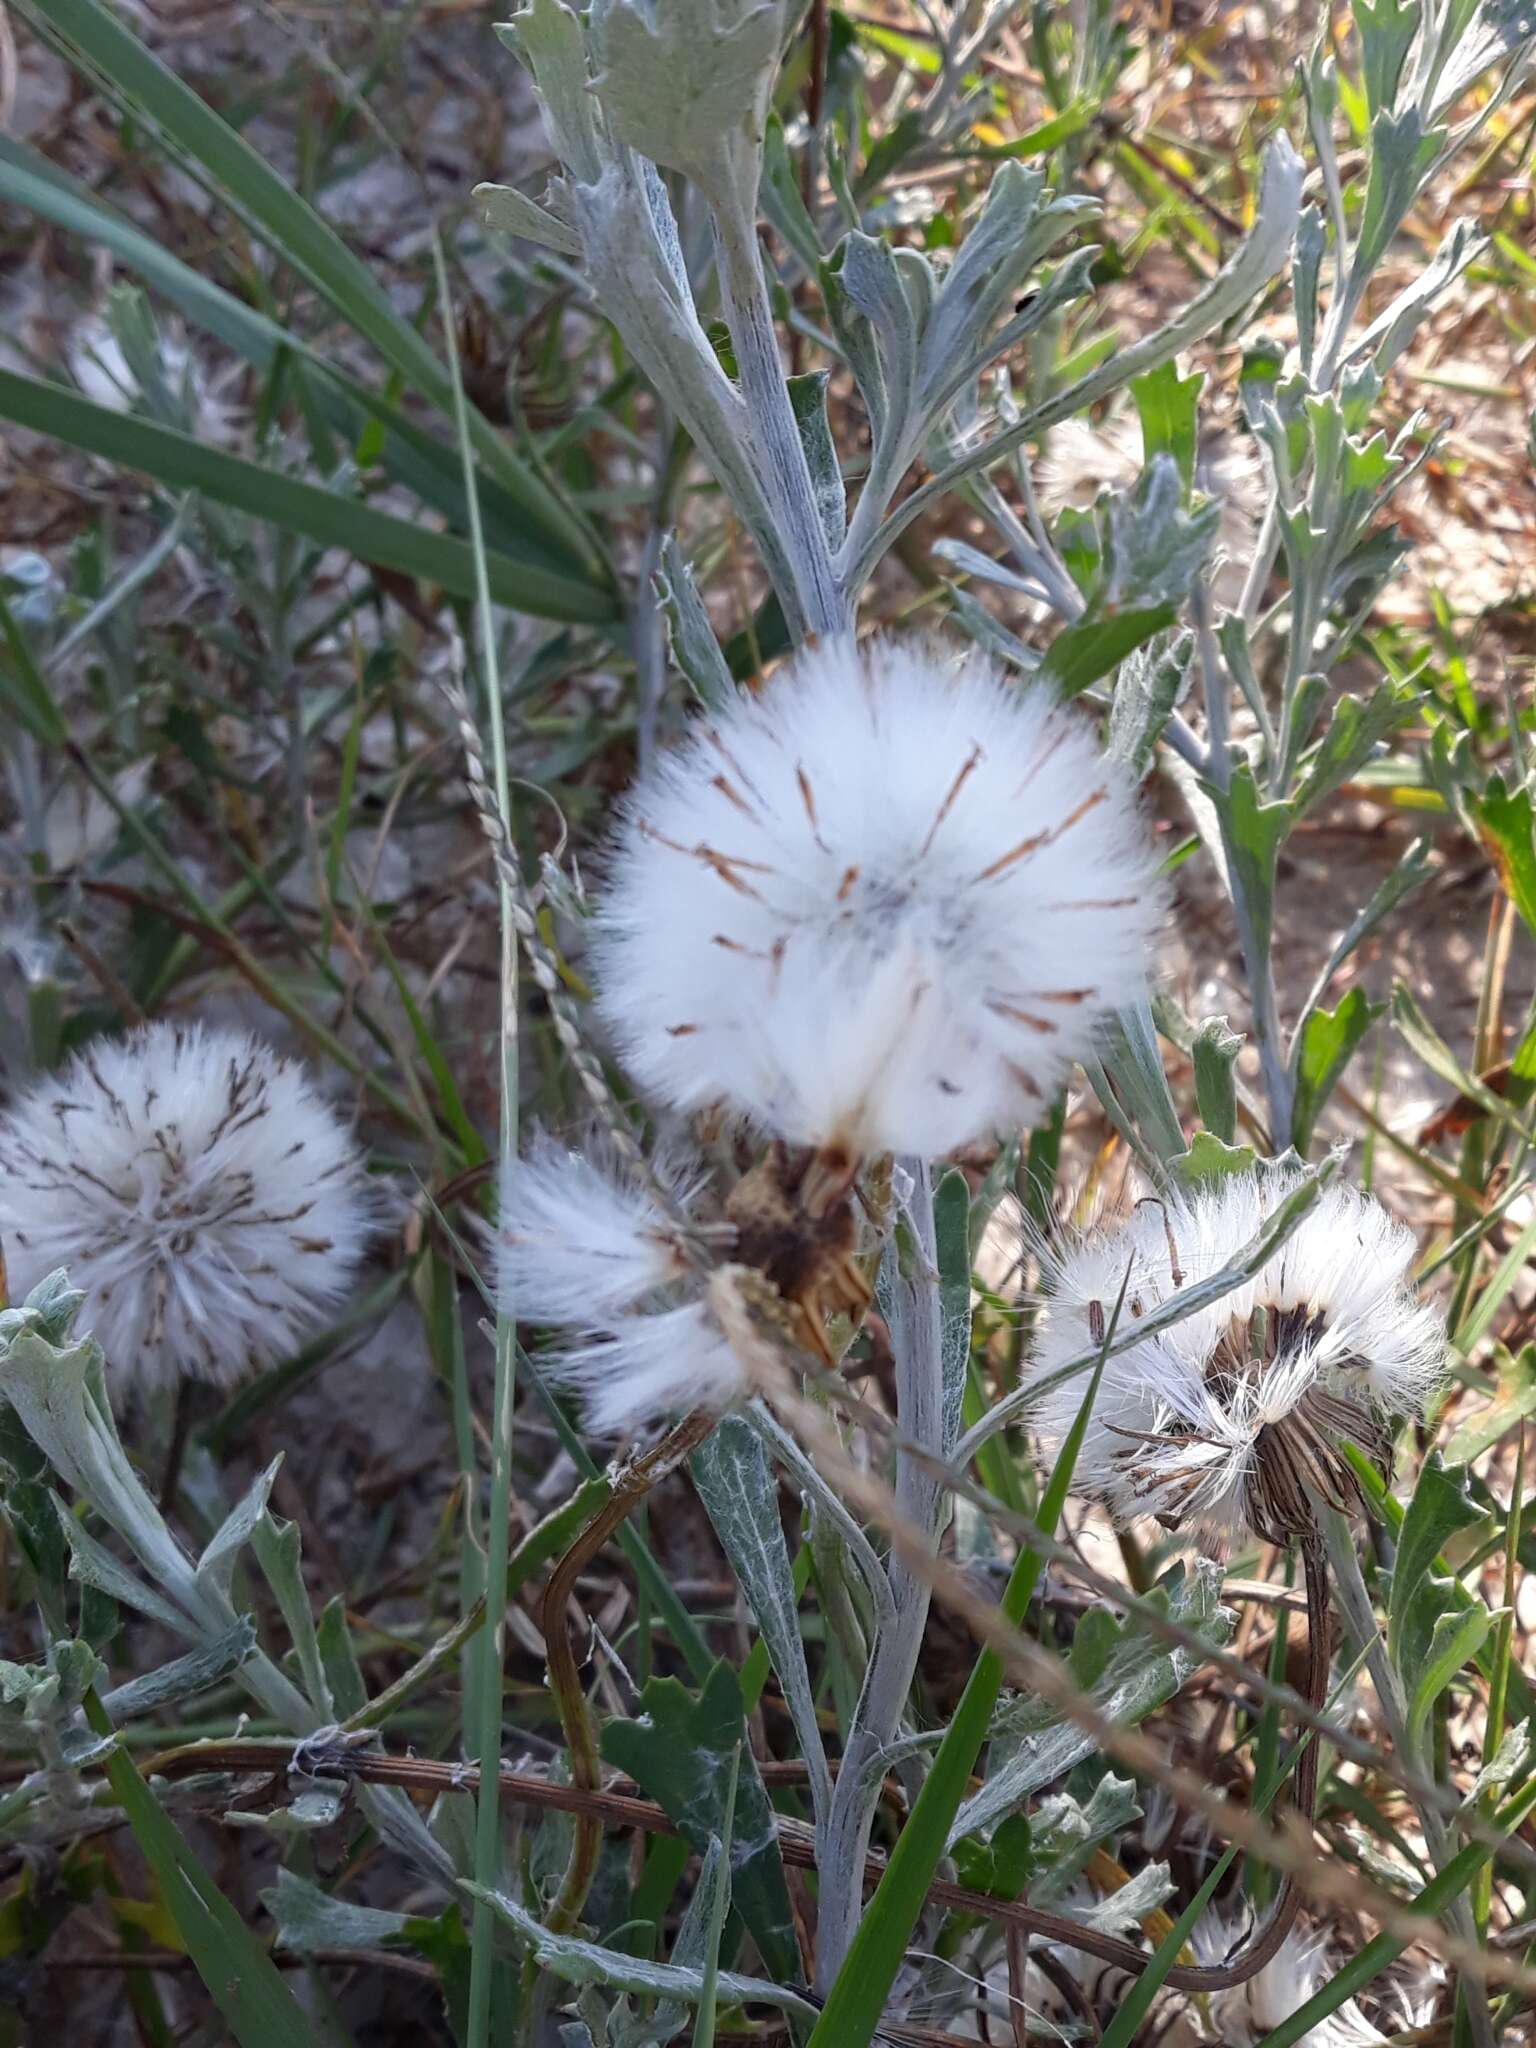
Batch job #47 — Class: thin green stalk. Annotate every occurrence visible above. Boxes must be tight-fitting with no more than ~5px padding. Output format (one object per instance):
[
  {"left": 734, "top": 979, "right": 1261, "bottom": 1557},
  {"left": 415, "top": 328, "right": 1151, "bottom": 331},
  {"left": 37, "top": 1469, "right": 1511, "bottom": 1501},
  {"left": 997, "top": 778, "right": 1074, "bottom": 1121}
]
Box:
[
  {"left": 435, "top": 238, "right": 521, "bottom": 2048},
  {"left": 805, "top": 1280, "right": 1119, "bottom": 2048}
]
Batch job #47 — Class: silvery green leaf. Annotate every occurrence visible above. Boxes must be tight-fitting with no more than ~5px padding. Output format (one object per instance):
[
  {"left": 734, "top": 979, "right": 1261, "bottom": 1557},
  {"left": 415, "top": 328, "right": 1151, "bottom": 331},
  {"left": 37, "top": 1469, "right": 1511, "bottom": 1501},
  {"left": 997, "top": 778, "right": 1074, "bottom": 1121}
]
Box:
[
  {"left": 1292, "top": 202, "right": 1327, "bottom": 370},
  {"left": 1466, "top": 1721, "right": 1533, "bottom": 1802},
  {"left": 463, "top": 1887, "right": 820, "bottom": 2020},
  {"left": 1358, "top": 0, "right": 1422, "bottom": 116},
  {"left": 833, "top": 231, "right": 921, "bottom": 451},
  {"left": 919, "top": 166, "right": 1097, "bottom": 411},
  {"left": 252, "top": 1511, "right": 331, "bottom": 1715},
  {"left": 952, "top": 242, "right": 1100, "bottom": 403},
  {"left": 1031, "top": 133, "right": 1303, "bottom": 433},
  {"left": 1107, "top": 629, "right": 1194, "bottom": 778},
  {"left": 760, "top": 115, "right": 823, "bottom": 274},
  {"left": 931, "top": 538, "right": 1044, "bottom": 599},
  {"left": 590, "top": 0, "right": 782, "bottom": 200},
  {"left": 266, "top": 1866, "right": 410, "bottom": 1951},
  {"left": 476, "top": 179, "right": 583, "bottom": 256},
  {"left": 1355, "top": 108, "right": 1442, "bottom": 279},
  {"left": 1216, "top": 613, "right": 1268, "bottom": 731},
  {"left": 1101, "top": 456, "right": 1220, "bottom": 609},
  {"left": 1088, "top": 999, "right": 1188, "bottom": 1169},
  {"left": 943, "top": 584, "right": 1043, "bottom": 671},
  {"left": 0, "top": 1326, "right": 193, "bottom": 1604},
  {"left": 1027, "top": 1773, "right": 1145, "bottom": 1904},
  {"left": 633, "top": 1837, "right": 728, "bottom": 2045},
  {"left": 950, "top": 1561, "right": 1230, "bottom": 1844},
  {"left": 102, "top": 1617, "right": 257, "bottom": 1719},
  {"left": 788, "top": 371, "right": 846, "bottom": 551},
  {"left": 51, "top": 1494, "right": 189, "bottom": 1632},
  {"left": 1073, "top": 1859, "right": 1174, "bottom": 1928},
  {"left": 229, "top": 1786, "right": 346, "bottom": 1835},
  {"left": 653, "top": 535, "right": 736, "bottom": 710},
  {"left": 1192, "top": 1015, "right": 1244, "bottom": 1145},
  {"left": 499, "top": 1, "right": 603, "bottom": 183},
  {"left": 1353, "top": 217, "right": 1485, "bottom": 373},
  {"left": 935, "top": 1167, "right": 972, "bottom": 1455},
  {"left": 196, "top": 1456, "right": 283, "bottom": 1600},
  {"left": 0, "top": 1269, "right": 85, "bottom": 1351},
  {"left": 691, "top": 1418, "right": 830, "bottom": 1825},
  {"left": 427, "top": 1787, "right": 479, "bottom": 1875},
  {"left": 1426, "top": 0, "right": 1536, "bottom": 117},
  {"left": 317, "top": 1596, "right": 368, "bottom": 1719},
  {"left": 1294, "top": 835, "right": 1432, "bottom": 1037},
  {"left": 573, "top": 168, "right": 796, "bottom": 619}
]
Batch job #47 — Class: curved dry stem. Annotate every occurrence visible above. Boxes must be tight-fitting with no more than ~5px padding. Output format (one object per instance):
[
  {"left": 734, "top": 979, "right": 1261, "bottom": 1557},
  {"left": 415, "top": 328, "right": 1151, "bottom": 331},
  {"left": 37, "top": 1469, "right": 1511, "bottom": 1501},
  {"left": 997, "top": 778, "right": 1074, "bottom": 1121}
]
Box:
[{"left": 540, "top": 1407, "right": 720, "bottom": 1936}]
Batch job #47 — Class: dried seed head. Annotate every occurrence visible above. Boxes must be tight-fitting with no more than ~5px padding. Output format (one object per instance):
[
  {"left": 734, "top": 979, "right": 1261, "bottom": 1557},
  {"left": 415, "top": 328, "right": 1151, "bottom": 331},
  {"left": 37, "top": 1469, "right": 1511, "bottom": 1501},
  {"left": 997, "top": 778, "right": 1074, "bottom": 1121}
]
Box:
[
  {"left": 0, "top": 1023, "right": 375, "bottom": 1399},
  {"left": 1023, "top": 1173, "right": 1444, "bottom": 1543},
  {"left": 497, "top": 1137, "right": 869, "bottom": 1434},
  {"left": 593, "top": 636, "right": 1162, "bottom": 1160}
]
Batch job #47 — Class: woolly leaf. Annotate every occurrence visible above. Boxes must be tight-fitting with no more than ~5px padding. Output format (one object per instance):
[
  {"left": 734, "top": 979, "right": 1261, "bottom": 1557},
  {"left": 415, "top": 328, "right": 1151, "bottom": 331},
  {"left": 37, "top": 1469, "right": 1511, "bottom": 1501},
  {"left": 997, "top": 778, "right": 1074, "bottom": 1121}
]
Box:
[
  {"left": 691, "top": 1419, "right": 826, "bottom": 1822},
  {"left": 196, "top": 1457, "right": 283, "bottom": 1600},
  {"left": 951, "top": 1561, "right": 1230, "bottom": 1842},
  {"left": 653, "top": 536, "right": 736, "bottom": 712},
  {"left": 1443, "top": 1345, "right": 1536, "bottom": 1468},
  {"left": 476, "top": 179, "right": 582, "bottom": 256},
  {"left": 102, "top": 1617, "right": 257, "bottom": 1719},
  {"left": 1191, "top": 1015, "right": 1243, "bottom": 1145},
  {"left": 1131, "top": 361, "right": 1203, "bottom": 493},
  {"left": 1106, "top": 629, "right": 1194, "bottom": 778},
  {"left": 601, "top": 1661, "right": 798, "bottom": 1984},
  {"left": 591, "top": 0, "right": 782, "bottom": 199},
  {"left": 787, "top": 371, "right": 846, "bottom": 551},
  {"left": 1038, "top": 605, "right": 1176, "bottom": 701},
  {"left": 464, "top": 1887, "right": 819, "bottom": 2019},
  {"left": 1291, "top": 987, "right": 1381, "bottom": 1149},
  {"left": 1469, "top": 774, "right": 1536, "bottom": 940},
  {"left": 1387, "top": 1455, "right": 1490, "bottom": 1710}
]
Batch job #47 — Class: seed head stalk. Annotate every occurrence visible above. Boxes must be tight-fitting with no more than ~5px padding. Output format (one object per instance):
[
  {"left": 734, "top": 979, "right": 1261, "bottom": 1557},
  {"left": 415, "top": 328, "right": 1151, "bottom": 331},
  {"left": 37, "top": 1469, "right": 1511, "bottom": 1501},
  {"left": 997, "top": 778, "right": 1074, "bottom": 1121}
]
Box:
[{"left": 435, "top": 241, "right": 520, "bottom": 2048}]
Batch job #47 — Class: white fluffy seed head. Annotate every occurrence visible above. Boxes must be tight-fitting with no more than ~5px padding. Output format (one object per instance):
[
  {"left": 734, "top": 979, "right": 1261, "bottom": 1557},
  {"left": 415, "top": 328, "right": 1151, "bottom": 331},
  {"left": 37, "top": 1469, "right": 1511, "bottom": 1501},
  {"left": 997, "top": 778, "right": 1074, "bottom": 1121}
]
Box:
[
  {"left": 593, "top": 637, "right": 1162, "bottom": 1159},
  {"left": 1023, "top": 1172, "right": 1444, "bottom": 1542},
  {"left": 0, "top": 1022, "right": 374, "bottom": 1400},
  {"left": 1196, "top": 1917, "right": 1388, "bottom": 2046},
  {"left": 497, "top": 1141, "right": 745, "bottom": 1435},
  {"left": 497, "top": 1137, "right": 702, "bottom": 1325}
]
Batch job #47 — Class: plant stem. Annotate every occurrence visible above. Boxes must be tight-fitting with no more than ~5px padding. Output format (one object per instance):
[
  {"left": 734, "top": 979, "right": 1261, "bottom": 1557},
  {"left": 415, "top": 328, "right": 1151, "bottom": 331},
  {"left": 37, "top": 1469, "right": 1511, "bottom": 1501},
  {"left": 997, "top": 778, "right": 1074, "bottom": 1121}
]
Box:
[
  {"left": 711, "top": 191, "right": 848, "bottom": 641},
  {"left": 813, "top": 1158, "right": 945, "bottom": 1994},
  {"left": 435, "top": 238, "right": 521, "bottom": 2048}
]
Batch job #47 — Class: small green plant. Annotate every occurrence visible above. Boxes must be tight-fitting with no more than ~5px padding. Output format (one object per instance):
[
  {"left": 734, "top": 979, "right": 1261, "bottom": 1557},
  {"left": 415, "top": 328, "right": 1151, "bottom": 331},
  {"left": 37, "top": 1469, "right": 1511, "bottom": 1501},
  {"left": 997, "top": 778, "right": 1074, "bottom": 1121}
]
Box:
[{"left": 2, "top": 3, "right": 1536, "bottom": 2045}]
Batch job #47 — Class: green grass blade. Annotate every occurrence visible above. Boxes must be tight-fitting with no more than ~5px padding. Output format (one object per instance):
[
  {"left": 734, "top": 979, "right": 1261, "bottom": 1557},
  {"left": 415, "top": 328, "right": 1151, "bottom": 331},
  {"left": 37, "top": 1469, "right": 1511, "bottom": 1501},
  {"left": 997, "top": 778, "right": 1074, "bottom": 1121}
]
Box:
[
  {"left": 0, "top": 137, "right": 581, "bottom": 572},
  {"left": 83, "top": 1693, "right": 321, "bottom": 2048},
  {"left": 0, "top": 581, "right": 68, "bottom": 745},
  {"left": 0, "top": 370, "right": 618, "bottom": 626},
  {"left": 21, "top": 0, "right": 609, "bottom": 584},
  {"left": 805, "top": 1290, "right": 1118, "bottom": 2048}
]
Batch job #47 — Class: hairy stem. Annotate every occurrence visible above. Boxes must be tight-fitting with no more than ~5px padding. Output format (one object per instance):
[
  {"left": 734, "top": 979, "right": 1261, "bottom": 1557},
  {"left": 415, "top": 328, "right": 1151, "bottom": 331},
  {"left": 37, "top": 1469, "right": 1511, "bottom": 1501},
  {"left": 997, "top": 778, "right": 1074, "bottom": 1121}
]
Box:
[
  {"left": 711, "top": 189, "right": 849, "bottom": 642},
  {"left": 813, "top": 1158, "right": 946, "bottom": 1993}
]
